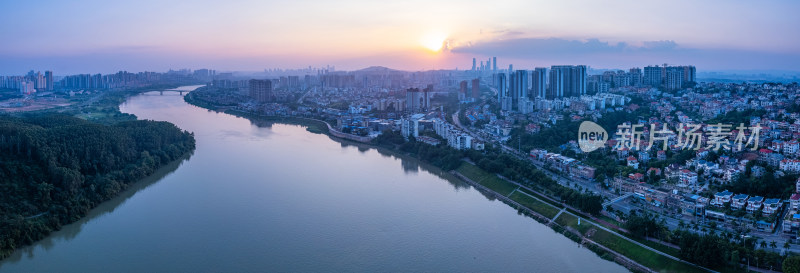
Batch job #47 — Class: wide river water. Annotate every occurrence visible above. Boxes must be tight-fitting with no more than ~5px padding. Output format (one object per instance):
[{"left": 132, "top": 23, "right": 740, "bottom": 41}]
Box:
[{"left": 0, "top": 86, "right": 626, "bottom": 272}]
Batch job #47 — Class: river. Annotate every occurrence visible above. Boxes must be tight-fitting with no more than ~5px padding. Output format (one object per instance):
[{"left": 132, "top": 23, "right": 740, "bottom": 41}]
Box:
[{"left": 0, "top": 85, "right": 626, "bottom": 272}]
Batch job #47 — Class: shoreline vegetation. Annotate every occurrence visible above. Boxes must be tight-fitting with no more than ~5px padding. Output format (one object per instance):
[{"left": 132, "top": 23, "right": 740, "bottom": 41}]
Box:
[
  {"left": 183, "top": 95, "right": 709, "bottom": 272},
  {"left": 0, "top": 84, "right": 198, "bottom": 260}
]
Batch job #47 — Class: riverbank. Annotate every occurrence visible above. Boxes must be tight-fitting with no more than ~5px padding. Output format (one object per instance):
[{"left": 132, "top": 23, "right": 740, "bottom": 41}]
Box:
[
  {"left": 182, "top": 98, "right": 711, "bottom": 272},
  {"left": 0, "top": 152, "right": 191, "bottom": 263},
  {"left": 185, "top": 94, "right": 373, "bottom": 143},
  {"left": 452, "top": 162, "right": 709, "bottom": 273},
  {"left": 0, "top": 86, "right": 199, "bottom": 261}
]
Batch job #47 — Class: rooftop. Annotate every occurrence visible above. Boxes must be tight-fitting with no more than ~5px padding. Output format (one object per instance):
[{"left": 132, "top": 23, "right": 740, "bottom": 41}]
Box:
[
  {"left": 732, "top": 194, "right": 749, "bottom": 200},
  {"left": 715, "top": 190, "right": 733, "bottom": 197}
]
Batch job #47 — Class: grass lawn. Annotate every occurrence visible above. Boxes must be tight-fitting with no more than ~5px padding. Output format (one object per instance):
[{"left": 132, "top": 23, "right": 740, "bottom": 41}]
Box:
[
  {"left": 598, "top": 214, "right": 622, "bottom": 227},
  {"left": 636, "top": 238, "right": 681, "bottom": 258},
  {"left": 555, "top": 213, "right": 594, "bottom": 234},
  {"left": 594, "top": 215, "right": 682, "bottom": 258},
  {"left": 456, "top": 163, "right": 517, "bottom": 196},
  {"left": 517, "top": 187, "right": 563, "bottom": 208},
  {"left": 508, "top": 191, "right": 560, "bottom": 219},
  {"left": 554, "top": 213, "right": 704, "bottom": 272},
  {"left": 589, "top": 224, "right": 704, "bottom": 273}
]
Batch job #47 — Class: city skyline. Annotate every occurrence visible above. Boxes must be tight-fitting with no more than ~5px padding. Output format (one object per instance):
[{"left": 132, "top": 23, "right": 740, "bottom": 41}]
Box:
[{"left": 1, "top": 0, "right": 799, "bottom": 75}]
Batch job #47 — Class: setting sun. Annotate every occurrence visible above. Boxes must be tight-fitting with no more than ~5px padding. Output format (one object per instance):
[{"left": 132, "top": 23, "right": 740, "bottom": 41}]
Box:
[{"left": 421, "top": 33, "right": 447, "bottom": 52}]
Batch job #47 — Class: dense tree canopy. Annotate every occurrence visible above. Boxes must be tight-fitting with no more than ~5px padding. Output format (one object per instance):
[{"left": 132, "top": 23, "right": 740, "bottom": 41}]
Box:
[{"left": 0, "top": 114, "right": 195, "bottom": 258}]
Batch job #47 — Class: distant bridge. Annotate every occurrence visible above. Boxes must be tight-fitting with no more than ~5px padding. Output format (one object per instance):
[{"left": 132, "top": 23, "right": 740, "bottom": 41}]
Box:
[{"left": 158, "top": 90, "right": 187, "bottom": 95}]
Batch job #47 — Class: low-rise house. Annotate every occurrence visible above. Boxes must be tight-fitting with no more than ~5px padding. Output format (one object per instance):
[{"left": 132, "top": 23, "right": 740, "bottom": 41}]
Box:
[
  {"left": 723, "top": 167, "right": 742, "bottom": 182},
  {"left": 746, "top": 196, "right": 765, "bottom": 213},
  {"left": 678, "top": 169, "right": 698, "bottom": 187},
  {"left": 647, "top": 167, "right": 662, "bottom": 176},
  {"left": 638, "top": 151, "right": 650, "bottom": 163},
  {"left": 617, "top": 147, "right": 629, "bottom": 159},
  {"left": 763, "top": 198, "right": 782, "bottom": 215},
  {"left": 657, "top": 150, "right": 667, "bottom": 161},
  {"left": 786, "top": 140, "right": 799, "bottom": 155},
  {"left": 782, "top": 213, "right": 800, "bottom": 234},
  {"left": 791, "top": 193, "right": 800, "bottom": 210},
  {"left": 416, "top": 136, "right": 441, "bottom": 146},
  {"left": 569, "top": 164, "right": 596, "bottom": 179},
  {"left": 613, "top": 177, "right": 639, "bottom": 193},
  {"left": 712, "top": 190, "right": 733, "bottom": 207},
  {"left": 627, "top": 156, "right": 639, "bottom": 169},
  {"left": 731, "top": 194, "right": 749, "bottom": 210},
  {"left": 629, "top": 173, "right": 644, "bottom": 181},
  {"left": 780, "top": 159, "right": 800, "bottom": 173},
  {"left": 682, "top": 195, "right": 709, "bottom": 216}
]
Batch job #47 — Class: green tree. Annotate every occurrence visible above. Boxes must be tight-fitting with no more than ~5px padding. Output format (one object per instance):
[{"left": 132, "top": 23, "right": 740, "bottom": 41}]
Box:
[{"left": 785, "top": 256, "right": 800, "bottom": 273}]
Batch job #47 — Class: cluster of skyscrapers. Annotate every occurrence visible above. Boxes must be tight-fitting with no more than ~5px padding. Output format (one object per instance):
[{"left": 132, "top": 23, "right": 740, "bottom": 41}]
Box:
[
  {"left": 496, "top": 65, "right": 587, "bottom": 112},
  {"left": 586, "top": 65, "right": 696, "bottom": 94},
  {"left": 0, "top": 70, "right": 54, "bottom": 95},
  {"left": 59, "top": 71, "right": 170, "bottom": 90},
  {"left": 495, "top": 63, "right": 696, "bottom": 112},
  {"left": 472, "top": 57, "right": 497, "bottom": 72},
  {"left": 645, "top": 65, "right": 696, "bottom": 90},
  {"left": 1, "top": 70, "right": 204, "bottom": 93}
]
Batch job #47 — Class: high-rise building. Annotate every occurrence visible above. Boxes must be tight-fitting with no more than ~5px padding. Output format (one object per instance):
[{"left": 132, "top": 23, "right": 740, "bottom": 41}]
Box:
[
  {"left": 44, "top": 71, "right": 54, "bottom": 91},
  {"left": 472, "top": 58, "right": 476, "bottom": 71},
  {"left": 665, "top": 67, "right": 684, "bottom": 90},
  {"left": 532, "top": 67, "right": 547, "bottom": 98},
  {"left": 459, "top": 80, "right": 468, "bottom": 101},
  {"left": 407, "top": 88, "right": 421, "bottom": 111},
  {"left": 510, "top": 70, "right": 529, "bottom": 101},
  {"left": 613, "top": 70, "right": 631, "bottom": 87},
  {"left": 643, "top": 66, "right": 662, "bottom": 87},
  {"left": 548, "top": 65, "right": 586, "bottom": 98},
  {"left": 587, "top": 75, "right": 609, "bottom": 95},
  {"left": 423, "top": 84, "right": 433, "bottom": 109},
  {"left": 628, "top": 68, "right": 642, "bottom": 87},
  {"left": 497, "top": 73, "right": 507, "bottom": 102},
  {"left": 248, "top": 79, "right": 273, "bottom": 103},
  {"left": 492, "top": 57, "right": 497, "bottom": 72},
  {"left": 30, "top": 71, "right": 45, "bottom": 90},
  {"left": 406, "top": 86, "right": 431, "bottom": 112},
  {"left": 471, "top": 78, "right": 480, "bottom": 99},
  {"left": 19, "top": 81, "right": 35, "bottom": 95},
  {"left": 682, "top": 65, "right": 696, "bottom": 86}
]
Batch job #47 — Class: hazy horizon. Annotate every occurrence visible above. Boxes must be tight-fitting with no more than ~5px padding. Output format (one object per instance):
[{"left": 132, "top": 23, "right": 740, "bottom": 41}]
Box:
[{"left": 2, "top": 0, "right": 799, "bottom": 75}]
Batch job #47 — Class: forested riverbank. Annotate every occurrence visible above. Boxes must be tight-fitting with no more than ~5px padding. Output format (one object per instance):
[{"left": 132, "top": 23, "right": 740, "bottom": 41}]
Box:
[{"left": 0, "top": 114, "right": 195, "bottom": 259}]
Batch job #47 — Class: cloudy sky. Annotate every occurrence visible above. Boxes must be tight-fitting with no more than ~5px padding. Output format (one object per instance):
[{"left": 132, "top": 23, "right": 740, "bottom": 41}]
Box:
[{"left": 1, "top": 0, "right": 798, "bottom": 74}]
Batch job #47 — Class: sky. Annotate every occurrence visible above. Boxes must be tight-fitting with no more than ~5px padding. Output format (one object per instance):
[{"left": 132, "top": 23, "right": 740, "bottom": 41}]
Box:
[{"left": 1, "top": 0, "right": 799, "bottom": 75}]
